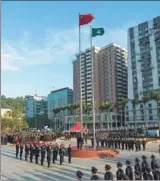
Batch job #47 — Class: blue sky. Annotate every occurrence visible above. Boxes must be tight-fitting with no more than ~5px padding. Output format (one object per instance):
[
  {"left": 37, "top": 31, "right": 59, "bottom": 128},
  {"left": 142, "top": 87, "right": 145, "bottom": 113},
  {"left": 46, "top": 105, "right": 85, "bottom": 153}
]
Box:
[{"left": 2, "top": 1, "right": 160, "bottom": 97}]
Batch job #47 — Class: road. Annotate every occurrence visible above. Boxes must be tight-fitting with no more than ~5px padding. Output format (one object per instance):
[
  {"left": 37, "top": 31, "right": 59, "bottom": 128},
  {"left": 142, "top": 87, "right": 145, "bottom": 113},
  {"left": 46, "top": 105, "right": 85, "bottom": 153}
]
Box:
[{"left": 1, "top": 140, "right": 160, "bottom": 180}]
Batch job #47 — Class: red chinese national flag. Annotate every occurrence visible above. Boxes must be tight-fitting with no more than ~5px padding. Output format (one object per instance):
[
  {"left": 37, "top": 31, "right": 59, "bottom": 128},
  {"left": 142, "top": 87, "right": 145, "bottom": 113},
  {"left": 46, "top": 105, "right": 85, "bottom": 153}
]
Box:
[{"left": 79, "top": 13, "right": 94, "bottom": 26}]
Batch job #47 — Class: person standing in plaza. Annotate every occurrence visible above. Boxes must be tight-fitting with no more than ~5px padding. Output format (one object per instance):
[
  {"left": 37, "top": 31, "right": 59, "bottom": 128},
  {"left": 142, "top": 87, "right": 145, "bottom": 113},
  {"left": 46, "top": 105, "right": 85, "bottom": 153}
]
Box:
[
  {"left": 55, "top": 143, "right": 59, "bottom": 160},
  {"left": 15, "top": 142, "right": 19, "bottom": 158},
  {"left": 41, "top": 143, "right": 46, "bottom": 166},
  {"left": 46, "top": 144, "right": 52, "bottom": 168},
  {"left": 125, "top": 160, "right": 133, "bottom": 180},
  {"left": 142, "top": 139, "right": 146, "bottom": 151},
  {"left": 104, "top": 164, "right": 113, "bottom": 180},
  {"left": 59, "top": 144, "right": 63, "bottom": 165},
  {"left": 142, "top": 155, "right": 149, "bottom": 179},
  {"left": 35, "top": 144, "right": 40, "bottom": 164},
  {"left": 90, "top": 167, "right": 100, "bottom": 180},
  {"left": 25, "top": 143, "right": 30, "bottom": 161},
  {"left": 151, "top": 154, "right": 157, "bottom": 175},
  {"left": 52, "top": 144, "right": 56, "bottom": 164},
  {"left": 67, "top": 144, "right": 72, "bottom": 163},
  {"left": 29, "top": 143, "right": 33, "bottom": 163},
  {"left": 19, "top": 143, "right": 24, "bottom": 160},
  {"left": 134, "top": 157, "right": 141, "bottom": 174},
  {"left": 116, "top": 162, "right": 124, "bottom": 180}
]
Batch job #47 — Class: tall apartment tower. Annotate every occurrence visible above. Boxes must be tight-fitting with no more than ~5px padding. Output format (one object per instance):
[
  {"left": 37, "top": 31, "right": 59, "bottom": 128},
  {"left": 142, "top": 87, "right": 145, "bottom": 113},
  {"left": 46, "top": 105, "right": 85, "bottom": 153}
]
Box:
[
  {"left": 73, "top": 43, "right": 128, "bottom": 113},
  {"left": 73, "top": 47, "right": 99, "bottom": 112},
  {"left": 98, "top": 43, "right": 127, "bottom": 104},
  {"left": 128, "top": 16, "right": 160, "bottom": 99}
]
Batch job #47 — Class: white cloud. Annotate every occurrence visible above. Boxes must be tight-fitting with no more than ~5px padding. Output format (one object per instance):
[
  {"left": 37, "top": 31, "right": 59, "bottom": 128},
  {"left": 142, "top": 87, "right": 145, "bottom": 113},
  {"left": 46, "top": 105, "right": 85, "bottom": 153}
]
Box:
[{"left": 2, "top": 22, "right": 136, "bottom": 71}]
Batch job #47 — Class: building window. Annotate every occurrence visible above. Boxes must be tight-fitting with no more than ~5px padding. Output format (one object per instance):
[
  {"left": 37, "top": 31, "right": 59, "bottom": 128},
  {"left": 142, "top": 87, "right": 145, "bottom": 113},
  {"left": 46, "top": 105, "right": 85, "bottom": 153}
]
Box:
[{"left": 149, "top": 116, "right": 153, "bottom": 120}]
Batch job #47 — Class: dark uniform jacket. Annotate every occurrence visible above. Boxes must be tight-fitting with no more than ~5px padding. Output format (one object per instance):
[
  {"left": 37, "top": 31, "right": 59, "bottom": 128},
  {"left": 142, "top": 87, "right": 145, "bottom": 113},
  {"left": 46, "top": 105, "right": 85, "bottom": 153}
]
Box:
[
  {"left": 116, "top": 168, "right": 124, "bottom": 180},
  {"left": 151, "top": 159, "right": 157, "bottom": 171},
  {"left": 125, "top": 165, "right": 133, "bottom": 180},
  {"left": 142, "top": 160, "right": 149, "bottom": 172},
  {"left": 104, "top": 171, "right": 113, "bottom": 180},
  {"left": 134, "top": 163, "right": 141, "bottom": 172},
  {"left": 90, "top": 174, "right": 100, "bottom": 180}
]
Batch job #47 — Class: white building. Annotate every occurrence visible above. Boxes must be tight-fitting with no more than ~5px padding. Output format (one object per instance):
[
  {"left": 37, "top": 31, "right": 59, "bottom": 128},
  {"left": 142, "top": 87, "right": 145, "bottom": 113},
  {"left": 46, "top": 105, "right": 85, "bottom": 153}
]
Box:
[{"left": 126, "top": 16, "right": 160, "bottom": 128}]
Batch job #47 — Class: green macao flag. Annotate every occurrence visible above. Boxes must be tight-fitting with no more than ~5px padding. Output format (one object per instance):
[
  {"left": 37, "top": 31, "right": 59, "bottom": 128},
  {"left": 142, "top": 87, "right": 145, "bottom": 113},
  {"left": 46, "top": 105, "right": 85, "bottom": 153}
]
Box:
[{"left": 92, "top": 28, "right": 105, "bottom": 37}]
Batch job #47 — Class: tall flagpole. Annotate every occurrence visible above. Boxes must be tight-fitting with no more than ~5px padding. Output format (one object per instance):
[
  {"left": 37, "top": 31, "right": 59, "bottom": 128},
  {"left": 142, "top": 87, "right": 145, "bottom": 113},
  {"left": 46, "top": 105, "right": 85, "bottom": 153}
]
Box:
[
  {"left": 79, "top": 13, "right": 83, "bottom": 137},
  {"left": 90, "top": 25, "right": 96, "bottom": 150}
]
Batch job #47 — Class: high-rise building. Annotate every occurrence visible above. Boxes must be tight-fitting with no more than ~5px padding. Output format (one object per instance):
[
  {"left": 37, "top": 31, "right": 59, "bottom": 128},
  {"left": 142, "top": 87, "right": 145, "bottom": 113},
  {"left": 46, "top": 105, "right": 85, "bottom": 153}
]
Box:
[
  {"left": 98, "top": 44, "right": 127, "bottom": 104},
  {"left": 25, "top": 94, "right": 48, "bottom": 128},
  {"left": 47, "top": 87, "right": 73, "bottom": 131},
  {"left": 72, "top": 43, "right": 128, "bottom": 129},
  {"left": 73, "top": 47, "right": 99, "bottom": 112},
  {"left": 128, "top": 16, "right": 160, "bottom": 99},
  {"left": 126, "top": 16, "right": 160, "bottom": 129}
]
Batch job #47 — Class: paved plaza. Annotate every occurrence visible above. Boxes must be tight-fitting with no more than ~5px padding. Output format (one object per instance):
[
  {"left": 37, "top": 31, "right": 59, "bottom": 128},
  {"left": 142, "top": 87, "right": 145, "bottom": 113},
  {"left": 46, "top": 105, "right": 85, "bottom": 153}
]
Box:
[{"left": 1, "top": 140, "right": 160, "bottom": 180}]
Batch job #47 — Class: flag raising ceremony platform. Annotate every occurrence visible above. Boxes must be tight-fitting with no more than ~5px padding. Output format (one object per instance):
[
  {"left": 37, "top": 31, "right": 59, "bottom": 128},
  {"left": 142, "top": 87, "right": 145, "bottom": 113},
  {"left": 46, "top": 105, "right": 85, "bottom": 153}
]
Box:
[{"left": 69, "top": 145, "right": 119, "bottom": 158}]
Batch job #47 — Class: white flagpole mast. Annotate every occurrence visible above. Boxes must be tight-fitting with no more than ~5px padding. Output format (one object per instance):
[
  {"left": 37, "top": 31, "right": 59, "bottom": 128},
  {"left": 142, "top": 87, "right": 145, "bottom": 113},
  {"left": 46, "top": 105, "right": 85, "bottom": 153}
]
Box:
[
  {"left": 90, "top": 25, "right": 96, "bottom": 150},
  {"left": 79, "top": 13, "right": 83, "bottom": 137}
]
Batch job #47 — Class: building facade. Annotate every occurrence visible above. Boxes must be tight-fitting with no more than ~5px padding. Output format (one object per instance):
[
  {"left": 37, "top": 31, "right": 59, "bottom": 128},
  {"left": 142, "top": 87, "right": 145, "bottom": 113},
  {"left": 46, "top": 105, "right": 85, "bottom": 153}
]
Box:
[
  {"left": 72, "top": 43, "right": 128, "bottom": 130},
  {"left": 126, "top": 16, "right": 160, "bottom": 128},
  {"left": 25, "top": 94, "right": 48, "bottom": 128},
  {"left": 47, "top": 87, "right": 73, "bottom": 131}
]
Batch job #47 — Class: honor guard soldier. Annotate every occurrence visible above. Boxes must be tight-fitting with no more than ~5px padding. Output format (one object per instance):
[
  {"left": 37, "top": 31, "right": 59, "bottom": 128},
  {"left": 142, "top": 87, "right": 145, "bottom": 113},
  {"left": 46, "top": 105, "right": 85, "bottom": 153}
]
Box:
[
  {"left": 52, "top": 145, "right": 56, "bottom": 163},
  {"left": 90, "top": 167, "right": 100, "bottom": 180},
  {"left": 67, "top": 144, "right": 72, "bottom": 163},
  {"left": 116, "top": 162, "right": 124, "bottom": 180},
  {"left": 135, "top": 170, "right": 142, "bottom": 180},
  {"left": 35, "top": 144, "right": 40, "bottom": 164},
  {"left": 134, "top": 157, "right": 141, "bottom": 173},
  {"left": 32, "top": 144, "right": 36, "bottom": 162},
  {"left": 151, "top": 154, "right": 157, "bottom": 174},
  {"left": 142, "top": 155, "right": 149, "bottom": 179},
  {"left": 143, "top": 167, "right": 153, "bottom": 180},
  {"left": 47, "top": 144, "right": 52, "bottom": 168},
  {"left": 125, "top": 160, "right": 133, "bottom": 180},
  {"left": 142, "top": 139, "right": 146, "bottom": 150},
  {"left": 104, "top": 164, "right": 113, "bottom": 180},
  {"left": 30, "top": 144, "right": 34, "bottom": 163},
  {"left": 55, "top": 143, "right": 59, "bottom": 160},
  {"left": 20, "top": 143, "right": 24, "bottom": 160},
  {"left": 61, "top": 144, "right": 65, "bottom": 162},
  {"left": 76, "top": 171, "right": 83, "bottom": 180},
  {"left": 41, "top": 143, "right": 46, "bottom": 166},
  {"left": 59, "top": 144, "right": 63, "bottom": 165},
  {"left": 15, "top": 142, "right": 20, "bottom": 158},
  {"left": 153, "top": 164, "right": 160, "bottom": 180},
  {"left": 25, "top": 143, "right": 30, "bottom": 161}
]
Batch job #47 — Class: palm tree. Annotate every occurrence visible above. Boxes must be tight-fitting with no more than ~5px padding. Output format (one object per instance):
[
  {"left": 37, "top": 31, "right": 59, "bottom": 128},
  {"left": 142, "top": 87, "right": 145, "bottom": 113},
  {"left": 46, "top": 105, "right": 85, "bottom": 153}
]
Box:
[
  {"left": 82, "top": 101, "right": 92, "bottom": 128},
  {"left": 71, "top": 103, "right": 80, "bottom": 123},
  {"left": 102, "top": 101, "right": 113, "bottom": 131}
]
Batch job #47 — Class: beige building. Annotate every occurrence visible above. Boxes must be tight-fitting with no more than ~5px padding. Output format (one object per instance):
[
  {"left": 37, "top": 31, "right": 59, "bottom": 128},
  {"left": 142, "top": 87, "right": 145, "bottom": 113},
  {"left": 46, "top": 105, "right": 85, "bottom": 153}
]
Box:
[{"left": 72, "top": 43, "right": 128, "bottom": 129}]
